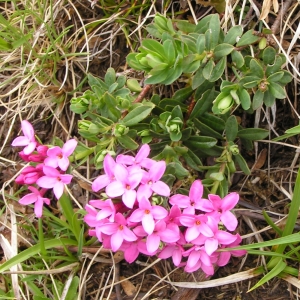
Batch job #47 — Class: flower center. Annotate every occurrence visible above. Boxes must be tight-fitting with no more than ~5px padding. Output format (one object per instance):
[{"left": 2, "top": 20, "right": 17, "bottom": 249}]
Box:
[
  {"left": 119, "top": 225, "right": 124, "bottom": 230},
  {"left": 58, "top": 153, "right": 63, "bottom": 159},
  {"left": 126, "top": 184, "right": 131, "bottom": 190},
  {"left": 145, "top": 209, "right": 150, "bottom": 214},
  {"left": 195, "top": 220, "right": 201, "bottom": 225}
]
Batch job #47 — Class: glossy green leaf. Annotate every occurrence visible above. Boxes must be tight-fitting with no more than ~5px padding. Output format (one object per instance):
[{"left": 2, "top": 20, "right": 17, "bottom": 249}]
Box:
[
  {"left": 224, "top": 25, "right": 243, "bottom": 45},
  {"left": 252, "top": 89, "right": 264, "bottom": 110},
  {"left": 265, "top": 55, "right": 283, "bottom": 77},
  {"left": 182, "top": 149, "right": 203, "bottom": 171},
  {"left": 209, "top": 56, "right": 226, "bottom": 82},
  {"left": 237, "top": 128, "right": 269, "bottom": 140},
  {"left": 192, "top": 67, "right": 206, "bottom": 89},
  {"left": 141, "top": 39, "right": 165, "bottom": 57},
  {"left": 236, "top": 29, "right": 260, "bottom": 47},
  {"left": 127, "top": 78, "right": 142, "bottom": 92},
  {"left": 262, "top": 46, "right": 276, "bottom": 65},
  {"left": 163, "top": 39, "right": 176, "bottom": 64},
  {"left": 193, "top": 118, "right": 223, "bottom": 139},
  {"left": 238, "top": 88, "right": 251, "bottom": 110},
  {"left": 213, "top": 43, "right": 234, "bottom": 59},
  {"left": 122, "top": 104, "right": 155, "bottom": 126},
  {"left": 269, "top": 82, "right": 286, "bottom": 99},
  {"left": 199, "top": 112, "right": 225, "bottom": 132},
  {"left": 278, "top": 70, "right": 293, "bottom": 85},
  {"left": 190, "top": 89, "right": 215, "bottom": 119},
  {"left": 182, "top": 54, "right": 201, "bottom": 73},
  {"left": 173, "top": 86, "right": 193, "bottom": 102},
  {"left": 267, "top": 71, "right": 284, "bottom": 83},
  {"left": 233, "top": 153, "right": 251, "bottom": 175},
  {"left": 184, "top": 135, "right": 217, "bottom": 149},
  {"left": 225, "top": 115, "right": 238, "bottom": 141}
]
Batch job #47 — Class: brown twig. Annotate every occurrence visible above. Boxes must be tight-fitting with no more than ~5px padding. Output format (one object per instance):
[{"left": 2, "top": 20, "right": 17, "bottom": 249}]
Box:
[
  {"left": 271, "top": 0, "right": 295, "bottom": 35},
  {"left": 115, "top": 263, "right": 123, "bottom": 300}
]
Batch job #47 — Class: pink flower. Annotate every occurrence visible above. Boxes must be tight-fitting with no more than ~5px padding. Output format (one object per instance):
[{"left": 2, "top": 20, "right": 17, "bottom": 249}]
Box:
[
  {"left": 169, "top": 180, "right": 212, "bottom": 214},
  {"left": 15, "top": 164, "right": 44, "bottom": 185},
  {"left": 134, "top": 221, "right": 180, "bottom": 253},
  {"left": 44, "top": 139, "right": 77, "bottom": 171},
  {"left": 217, "top": 234, "right": 246, "bottom": 266},
  {"left": 183, "top": 245, "right": 216, "bottom": 275},
  {"left": 36, "top": 166, "right": 73, "bottom": 199},
  {"left": 88, "top": 199, "right": 116, "bottom": 222},
  {"left": 19, "top": 187, "right": 50, "bottom": 218},
  {"left": 180, "top": 214, "right": 214, "bottom": 242},
  {"left": 11, "top": 120, "right": 37, "bottom": 155},
  {"left": 191, "top": 216, "right": 238, "bottom": 255},
  {"left": 99, "top": 213, "right": 137, "bottom": 252},
  {"left": 116, "top": 144, "right": 155, "bottom": 169},
  {"left": 92, "top": 154, "right": 116, "bottom": 192},
  {"left": 128, "top": 197, "right": 168, "bottom": 234},
  {"left": 137, "top": 161, "right": 170, "bottom": 201},
  {"left": 105, "top": 164, "right": 143, "bottom": 208},
  {"left": 207, "top": 192, "right": 239, "bottom": 231}
]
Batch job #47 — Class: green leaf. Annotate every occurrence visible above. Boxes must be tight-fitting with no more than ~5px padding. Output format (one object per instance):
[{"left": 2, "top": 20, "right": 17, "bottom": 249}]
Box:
[
  {"left": 0, "top": 239, "right": 78, "bottom": 273},
  {"left": 127, "top": 79, "right": 142, "bottom": 92},
  {"left": 190, "top": 89, "right": 215, "bottom": 119},
  {"left": 237, "top": 128, "right": 269, "bottom": 140},
  {"left": 209, "top": 56, "right": 226, "bottom": 82},
  {"left": 230, "top": 51, "right": 244, "bottom": 69},
  {"left": 196, "top": 34, "right": 206, "bottom": 54},
  {"left": 175, "top": 20, "right": 197, "bottom": 33},
  {"left": 198, "top": 112, "right": 225, "bottom": 132},
  {"left": 278, "top": 70, "right": 293, "bottom": 85},
  {"left": 122, "top": 104, "right": 155, "bottom": 126},
  {"left": 192, "top": 67, "right": 206, "bottom": 89},
  {"left": 213, "top": 43, "right": 234, "bottom": 59},
  {"left": 267, "top": 71, "right": 284, "bottom": 83},
  {"left": 182, "top": 54, "right": 201, "bottom": 73},
  {"left": 224, "top": 25, "right": 243, "bottom": 45},
  {"left": 184, "top": 135, "right": 217, "bottom": 149},
  {"left": 250, "top": 59, "right": 264, "bottom": 78},
  {"left": 269, "top": 82, "right": 286, "bottom": 99},
  {"left": 163, "top": 39, "right": 176, "bottom": 64},
  {"left": 104, "top": 68, "right": 116, "bottom": 86},
  {"left": 248, "top": 260, "right": 286, "bottom": 292},
  {"left": 193, "top": 118, "right": 223, "bottom": 139},
  {"left": 238, "top": 88, "right": 251, "bottom": 110},
  {"left": 225, "top": 115, "right": 238, "bottom": 141},
  {"left": 252, "top": 89, "right": 264, "bottom": 110},
  {"left": 182, "top": 149, "right": 203, "bottom": 171},
  {"left": 263, "top": 90, "right": 276, "bottom": 106},
  {"left": 117, "top": 135, "right": 139, "bottom": 150},
  {"left": 64, "top": 276, "right": 79, "bottom": 300},
  {"left": 141, "top": 39, "right": 165, "bottom": 57},
  {"left": 173, "top": 86, "right": 193, "bottom": 102},
  {"left": 208, "top": 14, "right": 220, "bottom": 49},
  {"left": 236, "top": 29, "right": 260, "bottom": 47},
  {"left": 262, "top": 46, "right": 276, "bottom": 65},
  {"left": 203, "top": 59, "right": 214, "bottom": 80},
  {"left": 233, "top": 153, "right": 251, "bottom": 175}
]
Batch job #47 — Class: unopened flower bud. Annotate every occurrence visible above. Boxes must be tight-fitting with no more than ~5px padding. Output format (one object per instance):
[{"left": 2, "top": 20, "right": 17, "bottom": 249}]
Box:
[{"left": 218, "top": 95, "right": 233, "bottom": 110}]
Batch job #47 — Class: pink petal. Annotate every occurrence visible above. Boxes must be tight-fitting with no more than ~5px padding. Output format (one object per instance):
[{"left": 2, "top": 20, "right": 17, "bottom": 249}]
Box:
[
  {"left": 158, "top": 245, "right": 174, "bottom": 259},
  {"left": 124, "top": 243, "right": 139, "bottom": 263},
  {"left": 179, "top": 215, "right": 195, "bottom": 227},
  {"left": 53, "top": 181, "right": 65, "bottom": 199},
  {"left": 58, "top": 156, "right": 70, "bottom": 171},
  {"left": 34, "top": 197, "right": 44, "bottom": 218},
  {"left": 122, "top": 227, "right": 137, "bottom": 242},
  {"left": 200, "top": 250, "right": 213, "bottom": 267},
  {"left": 23, "top": 142, "right": 37, "bottom": 155},
  {"left": 186, "top": 250, "right": 201, "bottom": 268},
  {"left": 151, "top": 205, "right": 168, "bottom": 220},
  {"left": 129, "top": 209, "right": 145, "bottom": 223},
  {"left": 160, "top": 229, "right": 180, "bottom": 243},
  {"left": 142, "top": 213, "right": 155, "bottom": 235},
  {"left": 43, "top": 166, "right": 60, "bottom": 177},
  {"left": 195, "top": 199, "right": 214, "bottom": 212},
  {"left": 111, "top": 230, "right": 123, "bottom": 251},
  {"left": 205, "top": 238, "right": 218, "bottom": 255},
  {"left": 146, "top": 234, "right": 160, "bottom": 253},
  {"left": 169, "top": 194, "right": 190, "bottom": 208},
  {"left": 19, "top": 193, "right": 37, "bottom": 205},
  {"left": 217, "top": 252, "right": 231, "bottom": 266},
  {"left": 116, "top": 154, "right": 135, "bottom": 165},
  {"left": 199, "top": 223, "right": 214, "bottom": 237},
  {"left": 44, "top": 157, "right": 59, "bottom": 168},
  {"left": 11, "top": 136, "right": 30, "bottom": 147},
  {"left": 137, "top": 184, "right": 152, "bottom": 201},
  {"left": 135, "top": 144, "right": 150, "bottom": 162},
  {"left": 114, "top": 164, "right": 128, "bottom": 183},
  {"left": 185, "top": 226, "right": 201, "bottom": 242},
  {"left": 47, "top": 146, "right": 62, "bottom": 157},
  {"left": 172, "top": 249, "right": 183, "bottom": 266},
  {"left": 37, "top": 176, "right": 57, "bottom": 188},
  {"left": 221, "top": 192, "right": 239, "bottom": 211},
  {"left": 60, "top": 174, "right": 73, "bottom": 184},
  {"left": 221, "top": 211, "right": 238, "bottom": 231},
  {"left": 189, "top": 180, "right": 203, "bottom": 201},
  {"left": 151, "top": 181, "right": 170, "bottom": 197},
  {"left": 122, "top": 189, "right": 137, "bottom": 208},
  {"left": 208, "top": 194, "right": 222, "bottom": 209},
  {"left": 21, "top": 120, "right": 35, "bottom": 140},
  {"left": 92, "top": 175, "right": 110, "bottom": 192},
  {"left": 103, "top": 154, "right": 116, "bottom": 178},
  {"left": 62, "top": 139, "right": 77, "bottom": 156},
  {"left": 215, "top": 230, "right": 237, "bottom": 244},
  {"left": 148, "top": 161, "right": 166, "bottom": 181},
  {"left": 201, "top": 264, "right": 215, "bottom": 276},
  {"left": 100, "top": 223, "right": 118, "bottom": 235},
  {"left": 106, "top": 181, "right": 124, "bottom": 198},
  {"left": 128, "top": 171, "right": 143, "bottom": 189}
]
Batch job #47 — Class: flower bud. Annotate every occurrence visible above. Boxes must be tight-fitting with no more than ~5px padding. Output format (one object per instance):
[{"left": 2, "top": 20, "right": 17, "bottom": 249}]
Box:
[
  {"left": 114, "top": 124, "right": 128, "bottom": 137},
  {"left": 217, "top": 95, "right": 233, "bottom": 110}
]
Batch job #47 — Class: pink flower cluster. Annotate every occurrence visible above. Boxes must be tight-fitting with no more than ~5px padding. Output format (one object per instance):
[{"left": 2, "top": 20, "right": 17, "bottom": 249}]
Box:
[
  {"left": 84, "top": 144, "right": 246, "bottom": 275},
  {"left": 12, "top": 120, "right": 77, "bottom": 217}
]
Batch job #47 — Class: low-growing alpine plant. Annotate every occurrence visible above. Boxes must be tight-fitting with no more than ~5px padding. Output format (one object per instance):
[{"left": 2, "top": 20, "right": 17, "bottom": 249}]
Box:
[{"left": 9, "top": 12, "right": 296, "bottom": 290}]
